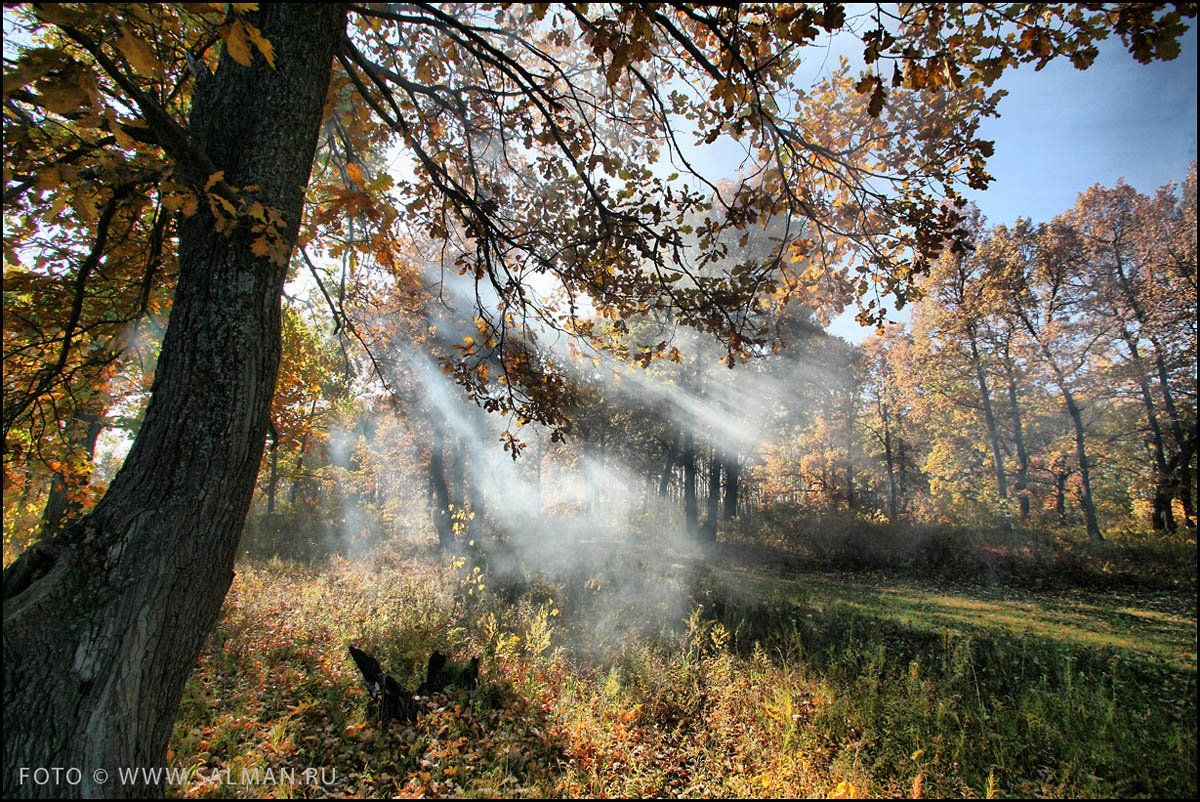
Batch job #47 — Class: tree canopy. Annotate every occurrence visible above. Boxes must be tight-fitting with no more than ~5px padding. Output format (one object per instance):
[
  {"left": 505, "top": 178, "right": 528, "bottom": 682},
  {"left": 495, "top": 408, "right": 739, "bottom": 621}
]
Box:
[
  {"left": 6, "top": 3, "right": 1194, "bottom": 446},
  {"left": 2, "top": 3, "right": 1195, "bottom": 798}
]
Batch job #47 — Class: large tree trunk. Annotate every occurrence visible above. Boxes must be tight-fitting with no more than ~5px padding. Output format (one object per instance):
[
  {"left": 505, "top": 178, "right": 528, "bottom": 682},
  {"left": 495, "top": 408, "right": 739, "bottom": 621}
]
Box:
[
  {"left": 467, "top": 464, "right": 485, "bottom": 544},
  {"left": 700, "top": 447, "right": 720, "bottom": 541},
  {"left": 682, "top": 429, "right": 698, "bottom": 537},
  {"left": 1113, "top": 253, "right": 1193, "bottom": 528},
  {"left": 968, "top": 332, "right": 1008, "bottom": 502},
  {"left": 1151, "top": 344, "right": 1196, "bottom": 529},
  {"left": 880, "top": 401, "right": 900, "bottom": 524},
  {"left": 1179, "top": 455, "right": 1196, "bottom": 528},
  {"left": 1063, "top": 388, "right": 1104, "bottom": 541},
  {"left": 2, "top": 7, "right": 341, "bottom": 797},
  {"left": 266, "top": 419, "right": 281, "bottom": 516},
  {"left": 430, "top": 417, "right": 454, "bottom": 551},
  {"left": 1123, "top": 333, "right": 1176, "bottom": 530},
  {"left": 657, "top": 427, "right": 679, "bottom": 498},
  {"left": 721, "top": 450, "right": 739, "bottom": 520},
  {"left": 1003, "top": 363, "right": 1031, "bottom": 523},
  {"left": 1054, "top": 468, "right": 1069, "bottom": 522}
]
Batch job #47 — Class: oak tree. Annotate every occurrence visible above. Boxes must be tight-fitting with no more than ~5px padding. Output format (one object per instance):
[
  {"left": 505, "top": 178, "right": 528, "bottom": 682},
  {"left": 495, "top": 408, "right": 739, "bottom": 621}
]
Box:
[{"left": 3, "top": 3, "right": 1193, "bottom": 796}]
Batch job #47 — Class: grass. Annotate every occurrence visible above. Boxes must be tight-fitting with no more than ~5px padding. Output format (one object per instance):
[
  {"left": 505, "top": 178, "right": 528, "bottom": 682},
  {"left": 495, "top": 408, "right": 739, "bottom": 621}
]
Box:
[
  {"left": 716, "top": 564, "right": 1197, "bottom": 671},
  {"left": 166, "top": 537, "right": 1197, "bottom": 798},
  {"left": 721, "top": 508, "right": 1199, "bottom": 592}
]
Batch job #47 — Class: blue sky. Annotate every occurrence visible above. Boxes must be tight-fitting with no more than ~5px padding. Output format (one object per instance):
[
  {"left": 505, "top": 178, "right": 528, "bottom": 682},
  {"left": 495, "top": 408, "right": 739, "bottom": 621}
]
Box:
[
  {"left": 963, "top": 24, "right": 1198, "bottom": 226},
  {"left": 826, "top": 23, "right": 1198, "bottom": 342}
]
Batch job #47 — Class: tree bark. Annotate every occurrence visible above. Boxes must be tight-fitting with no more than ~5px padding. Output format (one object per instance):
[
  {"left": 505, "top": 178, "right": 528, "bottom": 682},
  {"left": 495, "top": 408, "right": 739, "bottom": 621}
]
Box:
[
  {"left": 682, "top": 429, "right": 698, "bottom": 537},
  {"left": 657, "top": 427, "right": 679, "bottom": 498},
  {"left": 1054, "top": 468, "right": 1069, "bottom": 522},
  {"left": 1109, "top": 253, "right": 1193, "bottom": 528},
  {"left": 266, "top": 419, "right": 280, "bottom": 516},
  {"left": 701, "top": 447, "right": 720, "bottom": 541},
  {"left": 467, "top": 465, "right": 485, "bottom": 544},
  {"left": 430, "top": 416, "right": 454, "bottom": 551},
  {"left": 1002, "top": 362, "right": 1031, "bottom": 523},
  {"left": 40, "top": 406, "right": 106, "bottom": 538},
  {"left": 1063, "top": 388, "right": 1104, "bottom": 541},
  {"left": 880, "top": 401, "right": 899, "bottom": 524},
  {"left": 721, "top": 450, "right": 739, "bottom": 520},
  {"left": 2, "top": 8, "right": 342, "bottom": 797},
  {"left": 968, "top": 331, "right": 1008, "bottom": 502},
  {"left": 1114, "top": 331, "right": 1175, "bottom": 529}
]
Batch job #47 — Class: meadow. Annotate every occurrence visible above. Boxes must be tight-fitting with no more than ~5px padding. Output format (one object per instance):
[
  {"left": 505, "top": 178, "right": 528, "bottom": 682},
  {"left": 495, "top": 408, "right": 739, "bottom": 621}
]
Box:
[{"left": 166, "top": 525, "right": 1197, "bottom": 799}]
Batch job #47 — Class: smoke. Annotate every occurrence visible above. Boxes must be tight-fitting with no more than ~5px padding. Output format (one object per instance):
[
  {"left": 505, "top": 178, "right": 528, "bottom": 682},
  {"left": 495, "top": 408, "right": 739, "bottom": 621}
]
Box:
[
  {"left": 255, "top": 185, "right": 862, "bottom": 657},
  {"left": 318, "top": 234, "right": 864, "bottom": 660}
]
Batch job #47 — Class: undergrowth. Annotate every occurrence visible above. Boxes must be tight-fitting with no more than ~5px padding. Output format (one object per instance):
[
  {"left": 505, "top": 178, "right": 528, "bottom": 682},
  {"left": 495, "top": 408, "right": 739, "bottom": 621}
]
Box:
[
  {"left": 722, "top": 508, "right": 1199, "bottom": 592},
  {"left": 167, "top": 550, "right": 1197, "bottom": 798}
]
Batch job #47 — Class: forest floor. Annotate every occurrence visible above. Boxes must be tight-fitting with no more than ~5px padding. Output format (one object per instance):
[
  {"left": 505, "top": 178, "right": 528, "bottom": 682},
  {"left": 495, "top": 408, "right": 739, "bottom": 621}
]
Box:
[{"left": 167, "top": 536, "right": 1197, "bottom": 798}]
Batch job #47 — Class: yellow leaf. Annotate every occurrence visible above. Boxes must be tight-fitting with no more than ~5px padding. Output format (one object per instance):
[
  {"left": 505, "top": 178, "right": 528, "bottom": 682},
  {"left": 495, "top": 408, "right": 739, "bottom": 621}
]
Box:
[
  {"left": 35, "top": 166, "right": 61, "bottom": 192},
  {"left": 72, "top": 187, "right": 100, "bottom": 224},
  {"left": 48, "top": 191, "right": 70, "bottom": 220},
  {"left": 161, "top": 185, "right": 198, "bottom": 216},
  {"left": 243, "top": 22, "right": 276, "bottom": 68},
  {"left": 126, "top": 5, "right": 157, "bottom": 24},
  {"left": 3, "top": 48, "right": 66, "bottom": 100},
  {"left": 830, "top": 780, "right": 858, "bottom": 798},
  {"left": 36, "top": 76, "right": 89, "bottom": 115},
  {"left": 346, "top": 162, "right": 363, "bottom": 184},
  {"left": 205, "top": 171, "right": 225, "bottom": 191},
  {"left": 105, "top": 109, "right": 136, "bottom": 150},
  {"left": 212, "top": 193, "right": 236, "bottom": 215},
  {"left": 221, "top": 21, "right": 254, "bottom": 67},
  {"left": 116, "top": 27, "right": 163, "bottom": 76},
  {"left": 32, "top": 5, "right": 89, "bottom": 25}
]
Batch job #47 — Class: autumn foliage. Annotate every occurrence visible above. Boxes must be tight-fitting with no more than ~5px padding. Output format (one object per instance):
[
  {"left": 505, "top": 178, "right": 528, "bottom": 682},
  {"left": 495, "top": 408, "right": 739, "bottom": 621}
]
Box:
[{"left": 2, "top": 3, "right": 1197, "bottom": 800}]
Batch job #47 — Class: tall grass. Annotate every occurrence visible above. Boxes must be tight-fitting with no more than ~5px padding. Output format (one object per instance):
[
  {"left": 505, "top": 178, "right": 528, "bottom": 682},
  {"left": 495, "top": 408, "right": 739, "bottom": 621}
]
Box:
[{"left": 167, "top": 548, "right": 1196, "bottom": 798}]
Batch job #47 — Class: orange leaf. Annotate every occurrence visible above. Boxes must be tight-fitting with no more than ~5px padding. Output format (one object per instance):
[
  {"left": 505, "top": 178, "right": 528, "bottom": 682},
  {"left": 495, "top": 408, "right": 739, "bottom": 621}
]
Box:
[
  {"left": 243, "top": 22, "right": 276, "bottom": 68},
  {"left": 116, "top": 26, "right": 163, "bottom": 77},
  {"left": 221, "top": 21, "right": 254, "bottom": 67}
]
